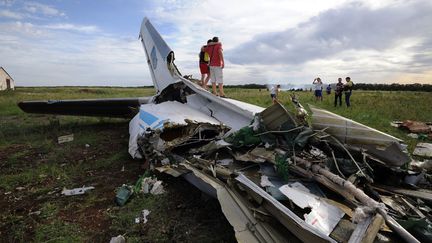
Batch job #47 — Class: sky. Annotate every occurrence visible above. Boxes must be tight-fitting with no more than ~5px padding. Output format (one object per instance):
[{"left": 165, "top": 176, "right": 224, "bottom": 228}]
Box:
[{"left": 0, "top": 0, "right": 431, "bottom": 87}]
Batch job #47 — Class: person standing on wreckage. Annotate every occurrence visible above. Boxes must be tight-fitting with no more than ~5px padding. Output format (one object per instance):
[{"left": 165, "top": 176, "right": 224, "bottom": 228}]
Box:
[
  {"left": 207, "top": 37, "right": 226, "bottom": 97},
  {"left": 199, "top": 39, "right": 212, "bottom": 89}
]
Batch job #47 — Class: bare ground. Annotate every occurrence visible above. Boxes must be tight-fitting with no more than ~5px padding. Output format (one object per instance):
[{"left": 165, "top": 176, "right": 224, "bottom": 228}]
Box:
[{"left": 0, "top": 119, "right": 235, "bottom": 242}]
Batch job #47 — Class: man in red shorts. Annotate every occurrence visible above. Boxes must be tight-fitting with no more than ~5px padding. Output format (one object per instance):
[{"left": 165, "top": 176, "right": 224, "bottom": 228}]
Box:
[
  {"left": 207, "top": 37, "right": 225, "bottom": 97},
  {"left": 199, "top": 39, "right": 212, "bottom": 89}
]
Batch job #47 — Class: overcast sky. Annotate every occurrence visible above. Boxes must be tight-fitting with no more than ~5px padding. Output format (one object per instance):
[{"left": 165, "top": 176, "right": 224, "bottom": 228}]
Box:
[{"left": 1, "top": 0, "right": 431, "bottom": 86}]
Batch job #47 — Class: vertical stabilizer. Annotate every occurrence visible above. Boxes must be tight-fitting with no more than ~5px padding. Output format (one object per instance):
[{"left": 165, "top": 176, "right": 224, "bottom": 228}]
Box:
[{"left": 139, "top": 18, "right": 182, "bottom": 93}]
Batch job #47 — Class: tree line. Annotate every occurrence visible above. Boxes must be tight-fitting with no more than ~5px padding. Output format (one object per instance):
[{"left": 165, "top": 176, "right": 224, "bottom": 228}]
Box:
[
  {"left": 225, "top": 83, "right": 432, "bottom": 92},
  {"left": 352, "top": 83, "right": 432, "bottom": 92}
]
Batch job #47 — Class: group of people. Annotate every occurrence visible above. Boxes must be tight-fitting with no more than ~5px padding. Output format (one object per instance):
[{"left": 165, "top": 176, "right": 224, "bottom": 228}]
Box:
[
  {"left": 197, "top": 40, "right": 354, "bottom": 108},
  {"left": 313, "top": 77, "right": 354, "bottom": 107},
  {"left": 198, "top": 37, "right": 225, "bottom": 97}
]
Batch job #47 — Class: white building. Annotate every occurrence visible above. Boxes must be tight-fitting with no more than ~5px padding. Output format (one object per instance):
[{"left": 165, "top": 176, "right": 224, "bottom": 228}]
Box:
[{"left": 0, "top": 67, "right": 15, "bottom": 91}]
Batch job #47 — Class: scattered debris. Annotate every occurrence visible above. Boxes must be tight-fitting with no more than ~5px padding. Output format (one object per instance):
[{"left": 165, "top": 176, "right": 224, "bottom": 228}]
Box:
[
  {"left": 28, "top": 210, "right": 41, "bottom": 216},
  {"left": 401, "top": 120, "right": 432, "bottom": 134},
  {"left": 115, "top": 174, "right": 164, "bottom": 206},
  {"left": 61, "top": 186, "right": 94, "bottom": 196},
  {"left": 137, "top": 176, "right": 165, "bottom": 195},
  {"left": 135, "top": 209, "right": 150, "bottom": 224},
  {"left": 413, "top": 143, "right": 432, "bottom": 158},
  {"left": 408, "top": 133, "right": 419, "bottom": 139},
  {"left": 57, "top": 134, "right": 74, "bottom": 144},
  {"left": 85, "top": 143, "right": 90, "bottom": 148},
  {"left": 129, "top": 101, "right": 431, "bottom": 243},
  {"left": 109, "top": 235, "right": 126, "bottom": 243},
  {"left": 17, "top": 18, "right": 432, "bottom": 242},
  {"left": 411, "top": 160, "right": 432, "bottom": 172},
  {"left": 392, "top": 120, "right": 432, "bottom": 140},
  {"left": 115, "top": 185, "right": 133, "bottom": 206},
  {"left": 142, "top": 209, "right": 150, "bottom": 223}
]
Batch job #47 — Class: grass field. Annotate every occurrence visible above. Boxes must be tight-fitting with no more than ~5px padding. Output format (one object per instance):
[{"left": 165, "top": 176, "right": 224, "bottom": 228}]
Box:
[{"left": 1, "top": 87, "right": 431, "bottom": 242}]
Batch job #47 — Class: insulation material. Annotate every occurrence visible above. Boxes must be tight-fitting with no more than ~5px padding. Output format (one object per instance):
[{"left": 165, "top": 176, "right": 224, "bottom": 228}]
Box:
[
  {"left": 128, "top": 101, "right": 222, "bottom": 158},
  {"left": 279, "top": 184, "right": 345, "bottom": 236}
]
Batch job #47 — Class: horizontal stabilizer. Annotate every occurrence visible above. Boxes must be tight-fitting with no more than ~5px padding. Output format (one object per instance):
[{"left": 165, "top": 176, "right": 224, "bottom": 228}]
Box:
[{"left": 18, "top": 97, "right": 151, "bottom": 118}]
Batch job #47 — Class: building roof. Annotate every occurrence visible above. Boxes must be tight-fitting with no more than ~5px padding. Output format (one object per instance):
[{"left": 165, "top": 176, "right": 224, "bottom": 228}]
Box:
[{"left": 0, "top": 67, "right": 14, "bottom": 81}]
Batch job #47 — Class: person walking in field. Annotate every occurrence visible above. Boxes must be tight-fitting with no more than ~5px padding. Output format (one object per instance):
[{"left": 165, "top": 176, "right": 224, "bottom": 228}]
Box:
[
  {"left": 313, "top": 77, "right": 323, "bottom": 101},
  {"left": 207, "top": 37, "right": 225, "bottom": 97},
  {"left": 334, "top": 78, "right": 343, "bottom": 107},
  {"left": 344, "top": 77, "right": 354, "bottom": 107},
  {"left": 199, "top": 39, "right": 212, "bottom": 89},
  {"left": 270, "top": 84, "right": 281, "bottom": 104},
  {"left": 326, "top": 84, "right": 332, "bottom": 95}
]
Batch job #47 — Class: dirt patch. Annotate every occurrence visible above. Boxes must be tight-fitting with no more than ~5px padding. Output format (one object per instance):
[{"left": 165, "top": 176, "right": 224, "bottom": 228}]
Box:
[{"left": 0, "top": 118, "right": 235, "bottom": 242}]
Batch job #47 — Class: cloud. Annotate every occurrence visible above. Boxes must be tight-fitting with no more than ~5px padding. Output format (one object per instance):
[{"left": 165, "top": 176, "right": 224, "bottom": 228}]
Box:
[
  {"left": 0, "top": 9, "right": 22, "bottom": 19},
  {"left": 23, "top": 2, "right": 66, "bottom": 17},
  {"left": 227, "top": 1, "right": 432, "bottom": 66},
  {"left": 44, "top": 23, "right": 100, "bottom": 33},
  {"left": 1, "top": 0, "right": 431, "bottom": 86},
  {"left": 0, "top": 21, "right": 149, "bottom": 86},
  {"left": 0, "top": 0, "right": 15, "bottom": 7},
  {"left": 0, "top": 21, "right": 47, "bottom": 37}
]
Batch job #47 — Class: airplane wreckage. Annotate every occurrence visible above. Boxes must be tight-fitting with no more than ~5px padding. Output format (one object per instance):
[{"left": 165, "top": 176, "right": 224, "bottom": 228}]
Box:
[{"left": 19, "top": 18, "right": 432, "bottom": 243}]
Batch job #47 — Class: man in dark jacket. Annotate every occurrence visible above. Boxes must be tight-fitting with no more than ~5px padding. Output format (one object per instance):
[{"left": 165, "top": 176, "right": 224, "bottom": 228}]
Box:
[
  {"left": 344, "top": 77, "right": 353, "bottom": 107},
  {"left": 334, "top": 78, "right": 343, "bottom": 107}
]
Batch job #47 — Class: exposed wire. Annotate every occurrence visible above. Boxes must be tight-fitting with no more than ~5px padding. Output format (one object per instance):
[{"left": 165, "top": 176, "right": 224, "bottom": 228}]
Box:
[{"left": 330, "top": 135, "right": 367, "bottom": 178}]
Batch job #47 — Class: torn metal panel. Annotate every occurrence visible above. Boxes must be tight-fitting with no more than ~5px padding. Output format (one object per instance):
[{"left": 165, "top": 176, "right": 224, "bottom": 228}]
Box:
[
  {"left": 347, "top": 216, "right": 373, "bottom": 243},
  {"left": 260, "top": 103, "right": 298, "bottom": 130},
  {"left": 410, "top": 160, "right": 432, "bottom": 172},
  {"left": 58, "top": 134, "right": 74, "bottom": 144},
  {"left": 181, "top": 163, "right": 284, "bottom": 243},
  {"left": 310, "top": 106, "right": 403, "bottom": 146},
  {"left": 374, "top": 185, "right": 432, "bottom": 202},
  {"left": 185, "top": 91, "right": 264, "bottom": 132},
  {"left": 310, "top": 106, "right": 410, "bottom": 167},
  {"left": 236, "top": 174, "right": 337, "bottom": 243},
  {"left": 128, "top": 101, "right": 224, "bottom": 158},
  {"left": 61, "top": 186, "right": 94, "bottom": 196},
  {"left": 279, "top": 184, "right": 345, "bottom": 236},
  {"left": 361, "top": 142, "right": 411, "bottom": 167},
  {"left": 413, "top": 143, "right": 432, "bottom": 158},
  {"left": 154, "top": 166, "right": 188, "bottom": 177}
]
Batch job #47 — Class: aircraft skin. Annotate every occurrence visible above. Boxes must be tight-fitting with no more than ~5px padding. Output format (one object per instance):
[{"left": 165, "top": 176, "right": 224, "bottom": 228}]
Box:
[
  {"left": 19, "top": 17, "right": 264, "bottom": 158},
  {"left": 17, "top": 18, "right": 422, "bottom": 243}
]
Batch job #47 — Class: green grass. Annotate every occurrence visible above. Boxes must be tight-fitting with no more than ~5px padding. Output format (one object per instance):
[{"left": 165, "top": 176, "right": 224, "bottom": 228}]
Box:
[
  {"left": 35, "top": 220, "right": 84, "bottom": 243},
  {"left": 226, "top": 89, "right": 432, "bottom": 150},
  {"left": 1, "top": 86, "right": 431, "bottom": 242}
]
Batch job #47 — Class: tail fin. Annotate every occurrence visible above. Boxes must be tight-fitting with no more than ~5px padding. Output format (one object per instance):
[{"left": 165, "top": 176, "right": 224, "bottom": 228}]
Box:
[{"left": 139, "top": 17, "right": 182, "bottom": 94}]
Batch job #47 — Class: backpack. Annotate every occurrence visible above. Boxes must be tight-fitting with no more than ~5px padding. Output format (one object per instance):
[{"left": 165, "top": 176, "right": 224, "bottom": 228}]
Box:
[
  {"left": 199, "top": 48, "right": 210, "bottom": 64},
  {"left": 204, "top": 52, "right": 210, "bottom": 62},
  {"left": 344, "top": 81, "right": 354, "bottom": 91}
]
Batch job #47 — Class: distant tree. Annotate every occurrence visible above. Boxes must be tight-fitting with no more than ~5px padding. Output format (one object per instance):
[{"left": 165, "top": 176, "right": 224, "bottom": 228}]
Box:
[{"left": 353, "top": 83, "right": 431, "bottom": 92}]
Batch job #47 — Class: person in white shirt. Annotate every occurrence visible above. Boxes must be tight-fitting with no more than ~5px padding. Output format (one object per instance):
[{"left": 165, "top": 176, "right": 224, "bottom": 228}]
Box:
[
  {"left": 270, "top": 84, "right": 281, "bottom": 104},
  {"left": 313, "top": 77, "right": 323, "bottom": 101}
]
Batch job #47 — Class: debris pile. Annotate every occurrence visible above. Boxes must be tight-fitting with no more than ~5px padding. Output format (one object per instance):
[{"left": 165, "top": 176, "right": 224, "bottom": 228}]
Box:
[
  {"left": 392, "top": 120, "right": 432, "bottom": 140},
  {"left": 115, "top": 174, "right": 165, "bottom": 206},
  {"left": 135, "top": 99, "right": 432, "bottom": 242}
]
